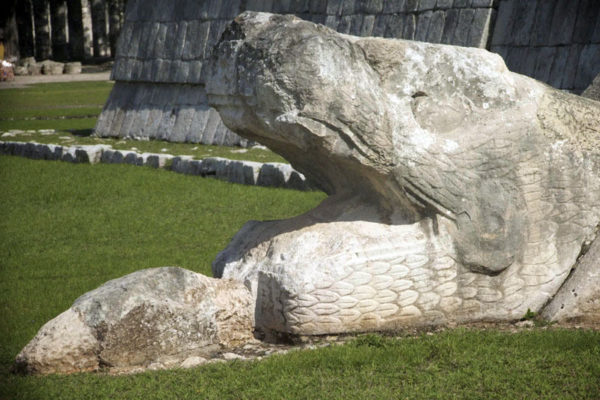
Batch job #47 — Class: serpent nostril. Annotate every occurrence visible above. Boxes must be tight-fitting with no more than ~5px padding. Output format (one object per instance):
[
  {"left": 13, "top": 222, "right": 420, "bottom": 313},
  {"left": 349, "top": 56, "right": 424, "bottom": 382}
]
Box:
[{"left": 412, "top": 91, "right": 427, "bottom": 98}]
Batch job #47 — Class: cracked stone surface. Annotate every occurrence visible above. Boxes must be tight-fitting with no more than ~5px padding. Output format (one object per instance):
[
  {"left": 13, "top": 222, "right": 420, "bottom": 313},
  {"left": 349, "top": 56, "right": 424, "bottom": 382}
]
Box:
[
  {"left": 14, "top": 267, "right": 254, "bottom": 375},
  {"left": 207, "top": 12, "right": 600, "bottom": 335}
]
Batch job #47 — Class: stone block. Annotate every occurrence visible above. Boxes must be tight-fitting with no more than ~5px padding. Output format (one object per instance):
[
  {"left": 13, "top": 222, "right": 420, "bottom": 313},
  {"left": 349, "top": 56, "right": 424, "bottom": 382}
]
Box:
[
  {"left": 403, "top": 14, "right": 416, "bottom": 40},
  {"left": 372, "top": 14, "right": 388, "bottom": 37},
  {"left": 471, "top": 0, "right": 493, "bottom": 6},
  {"left": 337, "top": 0, "right": 354, "bottom": 15},
  {"left": 530, "top": 0, "right": 553, "bottom": 46},
  {"left": 350, "top": 15, "right": 364, "bottom": 36},
  {"left": 418, "top": 0, "right": 437, "bottom": 11},
  {"left": 573, "top": 0, "right": 600, "bottom": 44},
  {"left": 324, "top": 15, "right": 340, "bottom": 30},
  {"left": 453, "top": 0, "right": 471, "bottom": 7},
  {"left": 64, "top": 62, "right": 82, "bottom": 74},
  {"left": 533, "top": 46, "right": 557, "bottom": 83},
  {"left": 360, "top": 15, "right": 376, "bottom": 36},
  {"left": 562, "top": 44, "right": 583, "bottom": 90},
  {"left": 384, "top": 14, "right": 405, "bottom": 38},
  {"left": 452, "top": 8, "right": 474, "bottom": 46},
  {"left": 309, "top": 0, "right": 327, "bottom": 14},
  {"left": 508, "top": 1, "right": 537, "bottom": 46},
  {"left": 549, "top": 0, "right": 580, "bottom": 46},
  {"left": 574, "top": 44, "right": 600, "bottom": 92},
  {"left": 200, "top": 108, "right": 222, "bottom": 144},
  {"left": 467, "top": 7, "right": 493, "bottom": 48},
  {"left": 325, "top": 0, "right": 342, "bottom": 15},
  {"left": 286, "top": 170, "right": 309, "bottom": 190},
  {"left": 220, "top": 0, "right": 243, "bottom": 18},
  {"left": 257, "top": 163, "right": 287, "bottom": 187},
  {"left": 171, "top": 156, "right": 192, "bottom": 174},
  {"left": 170, "top": 107, "right": 195, "bottom": 142},
  {"left": 359, "top": 0, "right": 384, "bottom": 14},
  {"left": 383, "top": 0, "right": 405, "bottom": 13},
  {"left": 504, "top": 46, "right": 529, "bottom": 75},
  {"left": 436, "top": 0, "right": 453, "bottom": 9},
  {"left": 187, "top": 60, "right": 204, "bottom": 84},
  {"left": 415, "top": 11, "right": 432, "bottom": 42},
  {"left": 440, "top": 8, "right": 459, "bottom": 44},
  {"left": 426, "top": 10, "right": 445, "bottom": 43},
  {"left": 181, "top": 21, "right": 198, "bottom": 60},
  {"left": 490, "top": 0, "right": 516, "bottom": 46},
  {"left": 520, "top": 47, "right": 540, "bottom": 78},
  {"left": 245, "top": 0, "right": 273, "bottom": 12},
  {"left": 593, "top": 11, "right": 600, "bottom": 42},
  {"left": 152, "top": 1, "right": 175, "bottom": 22},
  {"left": 405, "top": 0, "right": 419, "bottom": 12},
  {"left": 290, "top": 0, "right": 311, "bottom": 13},
  {"left": 547, "top": 46, "right": 570, "bottom": 88},
  {"left": 272, "top": 0, "right": 291, "bottom": 13},
  {"left": 337, "top": 15, "right": 352, "bottom": 34}
]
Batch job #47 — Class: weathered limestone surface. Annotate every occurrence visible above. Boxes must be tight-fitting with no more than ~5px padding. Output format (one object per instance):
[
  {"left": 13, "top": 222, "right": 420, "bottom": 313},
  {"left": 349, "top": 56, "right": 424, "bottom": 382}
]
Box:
[
  {"left": 583, "top": 73, "right": 600, "bottom": 102},
  {"left": 208, "top": 13, "right": 600, "bottom": 335},
  {"left": 15, "top": 267, "right": 254, "bottom": 374}
]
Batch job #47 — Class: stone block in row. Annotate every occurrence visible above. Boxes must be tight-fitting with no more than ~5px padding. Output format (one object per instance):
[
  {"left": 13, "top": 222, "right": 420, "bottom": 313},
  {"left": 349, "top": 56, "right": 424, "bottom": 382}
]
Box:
[
  {"left": 382, "top": 0, "right": 405, "bottom": 13},
  {"left": 418, "top": 0, "right": 438, "bottom": 11},
  {"left": 532, "top": 46, "right": 557, "bottom": 84},
  {"left": 436, "top": 0, "right": 453, "bottom": 9},
  {"left": 453, "top": 0, "right": 471, "bottom": 7},
  {"left": 440, "top": 8, "right": 460, "bottom": 44},
  {"left": 467, "top": 7, "right": 493, "bottom": 48},
  {"left": 549, "top": 0, "right": 580, "bottom": 46},
  {"left": 425, "top": 10, "right": 446, "bottom": 43},
  {"left": 471, "top": 0, "right": 494, "bottom": 7},
  {"left": 453, "top": 8, "right": 475, "bottom": 46},
  {"left": 574, "top": 44, "right": 600, "bottom": 92},
  {"left": 546, "top": 46, "right": 570, "bottom": 89},
  {"left": 572, "top": 0, "right": 600, "bottom": 44},
  {"left": 415, "top": 11, "right": 433, "bottom": 42},
  {"left": 490, "top": 0, "right": 516, "bottom": 46}
]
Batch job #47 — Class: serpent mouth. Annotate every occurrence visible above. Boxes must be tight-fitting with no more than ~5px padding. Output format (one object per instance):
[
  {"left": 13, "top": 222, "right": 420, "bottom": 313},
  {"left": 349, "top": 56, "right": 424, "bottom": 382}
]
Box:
[{"left": 207, "top": 12, "right": 600, "bottom": 335}]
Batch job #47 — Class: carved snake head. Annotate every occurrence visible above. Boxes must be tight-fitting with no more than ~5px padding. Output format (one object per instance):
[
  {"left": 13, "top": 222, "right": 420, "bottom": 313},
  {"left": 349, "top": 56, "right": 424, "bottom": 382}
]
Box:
[{"left": 207, "top": 12, "right": 600, "bottom": 332}]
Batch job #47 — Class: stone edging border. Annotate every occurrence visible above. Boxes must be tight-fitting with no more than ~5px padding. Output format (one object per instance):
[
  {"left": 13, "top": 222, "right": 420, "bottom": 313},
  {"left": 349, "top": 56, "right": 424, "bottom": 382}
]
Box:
[{"left": 0, "top": 141, "right": 312, "bottom": 191}]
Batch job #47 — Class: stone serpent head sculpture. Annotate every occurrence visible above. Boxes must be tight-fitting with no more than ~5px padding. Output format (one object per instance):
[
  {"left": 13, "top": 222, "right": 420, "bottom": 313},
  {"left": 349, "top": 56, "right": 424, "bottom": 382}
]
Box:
[{"left": 206, "top": 12, "right": 600, "bottom": 335}]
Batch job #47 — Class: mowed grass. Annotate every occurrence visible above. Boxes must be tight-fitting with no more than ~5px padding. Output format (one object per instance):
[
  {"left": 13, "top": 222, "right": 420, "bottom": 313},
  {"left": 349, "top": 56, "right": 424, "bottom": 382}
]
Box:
[
  {"left": 0, "top": 81, "right": 285, "bottom": 163},
  {"left": 0, "top": 81, "right": 112, "bottom": 121},
  {"left": 1, "top": 156, "right": 599, "bottom": 399},
  {"left": 1, "top": 81, "right": 599, "bottom": 399}
]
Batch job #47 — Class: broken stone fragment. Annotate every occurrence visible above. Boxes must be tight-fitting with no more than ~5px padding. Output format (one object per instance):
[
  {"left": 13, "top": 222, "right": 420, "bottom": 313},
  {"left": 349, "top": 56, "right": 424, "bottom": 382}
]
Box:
[
  {"left": 15, "top": 267, "right": 254, "bottom": 375},
  {"left": 207, "top": 12, "right": 600, "bottom": 335}
]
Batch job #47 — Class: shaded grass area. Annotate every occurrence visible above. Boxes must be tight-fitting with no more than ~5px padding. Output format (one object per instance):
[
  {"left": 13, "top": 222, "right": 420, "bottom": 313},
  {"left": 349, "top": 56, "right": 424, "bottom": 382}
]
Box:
[
  {"left": 1, "top": 156, "right": 599, "bottom": 399},
  {"left": 0, "top": 81, "right": 286, "bottom": 163}
]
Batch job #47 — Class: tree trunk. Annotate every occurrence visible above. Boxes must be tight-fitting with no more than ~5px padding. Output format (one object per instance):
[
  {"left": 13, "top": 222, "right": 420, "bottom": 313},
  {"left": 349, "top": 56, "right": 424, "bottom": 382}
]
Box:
[
  {"left": 91, "top": 0, "right": 109, "bottom": 57},
  {"left": 16, "top": 0, "right": 35, "bottom": 58},
  {"left": 32, "top": 0, "right": 52, "bottom": 60},
  {"left": 80, "top": 0, "right": 94, "bottom": 58},
  {"left": 1, "top": 0, "right": 21, "bottom": 60},
  {"left": 66, "top": 0, "right": 83, "bottom": 59},
  {"left": 107, "top": 0, "right": 125, "bottom": 57},
  {"left": 50, "top": 0, "right": 68, "bottom": 60}
]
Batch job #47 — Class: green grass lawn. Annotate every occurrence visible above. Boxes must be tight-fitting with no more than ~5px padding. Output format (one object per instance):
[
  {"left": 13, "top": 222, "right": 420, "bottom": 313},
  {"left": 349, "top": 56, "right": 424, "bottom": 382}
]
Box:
[
  {"left": 1, "top": 156, "right": 599, "bottom": 400},
  {"left": 1, "top": 81, "right": 599, "bottom": 399},
  {"left": 0, "top": 81, "right": 285, "bottom": 163}
]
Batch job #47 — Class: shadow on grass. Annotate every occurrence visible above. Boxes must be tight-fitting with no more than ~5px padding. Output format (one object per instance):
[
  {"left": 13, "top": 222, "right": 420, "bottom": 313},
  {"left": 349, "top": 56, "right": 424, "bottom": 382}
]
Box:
[{"left": 68, "top": 129, "right": 94, "bottom": 137}]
